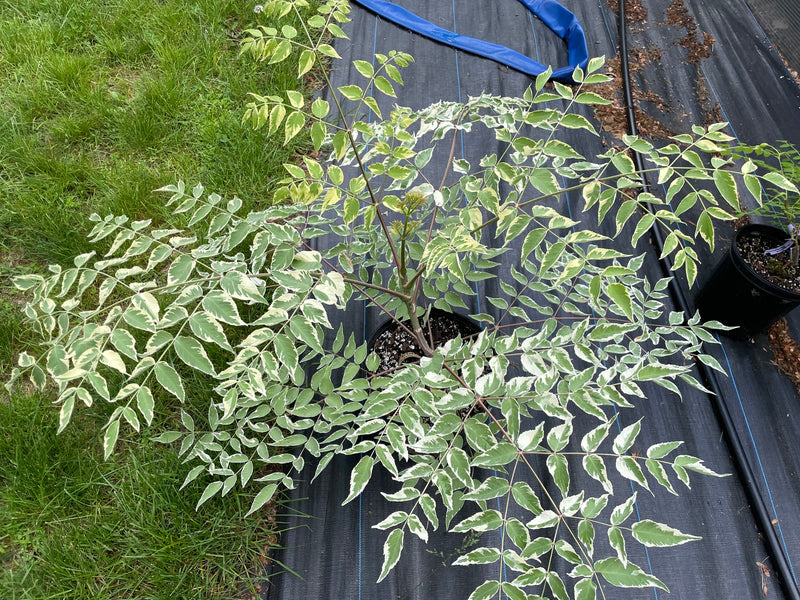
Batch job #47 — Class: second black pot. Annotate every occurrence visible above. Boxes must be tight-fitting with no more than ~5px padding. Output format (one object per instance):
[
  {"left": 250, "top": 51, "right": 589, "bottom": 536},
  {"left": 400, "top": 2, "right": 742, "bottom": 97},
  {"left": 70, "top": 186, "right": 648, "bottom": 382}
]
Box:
[{"left": 695, "top": 224, "right": 800, "bottom": 338}]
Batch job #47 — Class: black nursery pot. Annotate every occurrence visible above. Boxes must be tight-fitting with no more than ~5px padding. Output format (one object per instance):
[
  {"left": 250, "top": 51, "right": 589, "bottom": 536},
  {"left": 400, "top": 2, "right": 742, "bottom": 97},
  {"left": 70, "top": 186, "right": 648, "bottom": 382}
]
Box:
[
  {"left": 696, "top": 224, "right": 800, "bottom": 338},
  {"left": 367, "top": 309, "right": 480, "bottom": 373}
]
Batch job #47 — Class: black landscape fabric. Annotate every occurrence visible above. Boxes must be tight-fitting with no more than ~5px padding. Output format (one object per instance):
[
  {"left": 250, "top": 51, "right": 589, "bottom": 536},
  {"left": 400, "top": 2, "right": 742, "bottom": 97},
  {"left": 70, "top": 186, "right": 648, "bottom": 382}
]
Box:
[{"left": 264, "top": 1, "right": 800, "bottom": 598}]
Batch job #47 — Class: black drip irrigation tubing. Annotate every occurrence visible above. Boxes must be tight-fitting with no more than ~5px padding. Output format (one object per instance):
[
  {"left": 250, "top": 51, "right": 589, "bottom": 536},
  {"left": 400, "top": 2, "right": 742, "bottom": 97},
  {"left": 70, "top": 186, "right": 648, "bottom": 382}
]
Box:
[{"left": 617, "top": 2, "right": 800, "bottom": 598}]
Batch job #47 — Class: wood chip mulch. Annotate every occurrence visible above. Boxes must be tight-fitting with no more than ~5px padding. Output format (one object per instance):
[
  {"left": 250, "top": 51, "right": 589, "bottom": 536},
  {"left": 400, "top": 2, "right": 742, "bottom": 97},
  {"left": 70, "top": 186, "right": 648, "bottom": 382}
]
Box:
[{"left": 767, "top": 317, "right": 800, "bottom": 395}]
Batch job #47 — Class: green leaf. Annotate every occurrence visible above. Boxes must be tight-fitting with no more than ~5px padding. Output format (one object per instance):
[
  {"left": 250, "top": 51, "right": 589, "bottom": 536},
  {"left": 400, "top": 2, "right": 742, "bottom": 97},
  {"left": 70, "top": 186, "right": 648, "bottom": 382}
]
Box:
[
  {"left": 607, "top": 527, "right": 627, "bottom": 564},
  {"left": 447, "top": 447, "right": 472, "bottom": 487},
  {"left": 203, "top": 291, "right": 245, "bottom": 326},
  {"left": 512, "top": 481, "right": 544, "bottom": 514},
  {"left": 673, "top": 455, "right": 725, "bottom": 478},
  {"left": 268, "top": 104, "right": 286, "bottom": 135},
  {"left": 467, "top": 581, "right": 500, "bottom": 600},
  {"left": 544, "top": 139, "right": 582, "bottom": 159},
  {"left": 636, "top": 363, "right": 687, "bottom": 381},
  {"left": 58, "top": 395, "right": 75, "bottom": 434},
  {"left": 696, "top": 211, "right": 715, "bottom": 251},
  {"left": 539, "top": 241, "right": 567, "bottom": 276},
  {"left": 407, "top": 514, "right": 428, "bottom": 542},
  {"left": 526, "top": 510, "right": 559, "bottom": 529},
  {"left": 647, "top": 441, "right": 683, "bottom": 459},
  {"left": 103, "top": 419, "right": 120, "bottom": 460},
  {"left": 377, "top": 529, "right": 404, "bottom": 582},
  {"left": 574, "top": 578, "right": 597, "bottom": 600},
  {"left": 154, "top": 361, "right": 185, "bottom": 402},
  {"left": 123, "top": 306, "right": 156, "bottom": 333},
  {"left": 174, "top": 335, "right": 215, "bottom": 376},
  {"left": 353, "top": 59, "right": 374, "bottom": 78},
  {"left": 338, "top": 84, "right": 363, "bottom": 101},
  {"left": 547, "top": 453, "right": 570, "bottom": 496},
  {"left": 610, "top": 493, "right": 637, "bottom": 526},
  {"left": 221, "top": 271, "right": 267, "bottom": 303},
  {"left": 521, "top": 228, "right": 547, "bottom": 260},
  {"left": 502, "top": 582, "right": 528, "bottom": 600},
  {"left": 560, "top": 113, "right": 597, "bottom": 133},
  {"left": 196, "top": 480, "right": 223, "bottom": 510},
  {"left": 343, "top": 455, "right": 374, "bottom": 505},
  {"left": 298, "top": 49, "right": 315, "bottom": 77},
  {"left": 594, "top": 557, "right": 668, "bottom": 591},
  {"left": 100, "top": 349, "right": 127, "bottom": 374},
  {"left": 152, "top": 431, "right": 182, "bottom": 444},
  {"left": 713, "top": 169, "right": 739, "bottom": 211},
  {"left": 246, "top": 483, "right": 278, "bottom": 517},
  {"left": 189, "top": 312, "right": 232, "bottom": 352},
  {"left": 463, "top": 477, "right": 510, "bottom": 501},
  {"left": 631, "top": 520, "right": 701, "bottom": 546},
  {"left": 578, "top": 519, "right": 595, "bottom": 557},
  {"left": 763, "top": 170, "right": 798, "bottom": 192},
  {"left": 110, "top": 328, "right": 138, "bottom": 360},
  {"left": 612, "top": 152, "right": 636, "bottom": 175},
  {"left": 273, "top": 333, "right": 299, "bottom": 369},
  {"left": 374, "top": 75, "right": 396, "bottom": 97},
  {"left": 606, "top": 282, "right": 633, "bottom": 320},
  {"left": 613, "top": 419, "right": 641, "bottom": 454},
  {"left": 167, "top": 255, "right": 194, "bottom": 287},
  {"left": 470, "top": 442, "right": 518, "bottom": 468},
  {"left": 286, "top": 90, "right": 304, "bottom": 109},
  {"left": 269, "top": 39, "right": 292, "bottom": 64},
  {"left": 583, "top": 455, "right": 612, "bottom": 494},
  {"left": 136, "top": 386, "right": 155, "bottom": 426},
  {"left": 616, "top": 456, "right": 650, "bottom": 491},
  {"left": 284, "top": 111, "right": 305, "bottom": 143},
  {"left": 311, "top": 121, "right": 326, "bottom": 150},
  {"left": 450, "top": 510, "right": 504, "bottom": 533},
  {"left": 86, "top": 372, "right": 110, "bottom": 400},
  {"left": 317, "top": 43, "right": 341, "bottom": 59},
  {"left": 289, "top": 315, "right": 322, "bottom": 353},
  {"left": 581, "top": 420, "right": 614, "bottom": 453}
]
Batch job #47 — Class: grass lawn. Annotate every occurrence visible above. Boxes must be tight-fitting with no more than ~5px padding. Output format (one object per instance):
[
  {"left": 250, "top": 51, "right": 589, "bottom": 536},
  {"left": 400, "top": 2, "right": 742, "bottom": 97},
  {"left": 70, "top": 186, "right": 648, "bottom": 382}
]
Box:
[{"left": 0, "top": 0, "right": 308, "bottom": 597}]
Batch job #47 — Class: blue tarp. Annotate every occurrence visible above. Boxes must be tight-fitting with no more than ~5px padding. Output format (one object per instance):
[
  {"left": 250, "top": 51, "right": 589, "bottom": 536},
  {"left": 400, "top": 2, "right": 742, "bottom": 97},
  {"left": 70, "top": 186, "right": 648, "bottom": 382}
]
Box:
[{"left": 350, "top": 0, "right": 589, "bottom": 83}]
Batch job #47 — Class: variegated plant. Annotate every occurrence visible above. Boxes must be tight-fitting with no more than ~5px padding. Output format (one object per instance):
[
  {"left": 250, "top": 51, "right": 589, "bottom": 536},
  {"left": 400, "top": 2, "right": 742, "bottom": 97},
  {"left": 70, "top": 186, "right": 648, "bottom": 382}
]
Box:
[{"left": 8, "top": 1, "right": 790, "bottom": 598}]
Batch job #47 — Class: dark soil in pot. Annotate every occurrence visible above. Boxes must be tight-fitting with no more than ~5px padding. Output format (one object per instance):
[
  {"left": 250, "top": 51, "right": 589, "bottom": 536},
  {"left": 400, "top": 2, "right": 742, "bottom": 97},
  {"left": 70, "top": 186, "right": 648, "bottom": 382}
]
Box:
[
  {"left": 735, "top": 227, "right": 800, "bottom": 292},
  {"left": 369, "top": 309, "right": 480, "bottom": 374}
]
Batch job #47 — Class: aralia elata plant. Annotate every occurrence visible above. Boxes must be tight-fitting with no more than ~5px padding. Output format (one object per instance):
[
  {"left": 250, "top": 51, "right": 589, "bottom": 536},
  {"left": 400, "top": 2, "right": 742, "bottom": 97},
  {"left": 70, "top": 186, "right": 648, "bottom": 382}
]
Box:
[{"left": 7, "top": 0, "right": 794, "bottom": 598}]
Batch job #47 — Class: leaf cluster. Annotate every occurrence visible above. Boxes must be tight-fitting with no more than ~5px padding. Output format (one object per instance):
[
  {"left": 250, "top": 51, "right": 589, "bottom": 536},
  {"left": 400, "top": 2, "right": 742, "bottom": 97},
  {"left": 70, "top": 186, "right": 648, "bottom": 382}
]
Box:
[{"left": 726, "top": 140, "right": 800, "bottom": 263}]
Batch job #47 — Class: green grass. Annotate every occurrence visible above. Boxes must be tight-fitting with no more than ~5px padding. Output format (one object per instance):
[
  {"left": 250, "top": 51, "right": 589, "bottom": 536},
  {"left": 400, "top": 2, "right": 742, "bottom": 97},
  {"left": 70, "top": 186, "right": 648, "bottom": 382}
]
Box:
[
  {"left": 0, "top": 392, "right": 281, "bottom": 600},
  {"left": 0, "top": 0, "right": 312, "bottom": 597},
  {"left": 0, "top": 0, "right": 306, "bottom": 265}
]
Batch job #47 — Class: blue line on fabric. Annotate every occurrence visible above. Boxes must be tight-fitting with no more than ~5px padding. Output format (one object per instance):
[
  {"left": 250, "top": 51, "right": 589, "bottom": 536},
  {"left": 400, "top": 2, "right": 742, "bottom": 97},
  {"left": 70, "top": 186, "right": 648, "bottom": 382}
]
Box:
[
  {"left": 716, "top": 336, "right": 799, "bottom": 584},
  {"left": 351, "top": 0, "right": 588, "bottom": 83},
  {"left": 528, "top": 12, "right": 540, "bottom": 63}
]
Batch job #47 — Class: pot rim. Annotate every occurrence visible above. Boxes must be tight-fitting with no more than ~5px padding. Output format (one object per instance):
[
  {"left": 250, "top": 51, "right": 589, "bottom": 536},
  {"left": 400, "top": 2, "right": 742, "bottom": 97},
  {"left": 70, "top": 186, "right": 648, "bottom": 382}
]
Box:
[{"left": 731, "top": 223, "right": 800, "bottom": 301}]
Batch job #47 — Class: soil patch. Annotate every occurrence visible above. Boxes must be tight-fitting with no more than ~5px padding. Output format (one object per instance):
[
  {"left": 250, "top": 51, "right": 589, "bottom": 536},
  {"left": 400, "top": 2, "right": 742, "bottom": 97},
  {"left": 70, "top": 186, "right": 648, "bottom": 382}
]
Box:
[
  {"left": 371, "top": 310, "right": 479, "bottom": 373},
  {"left": 736, "top": 227, "right": 800, "bottom": 293},
  {"left": 666, "top": 0, "right": 714, "bottom": 65},
  {"left": 606, "top": 0, "right": 648, "bottom": 30}
]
